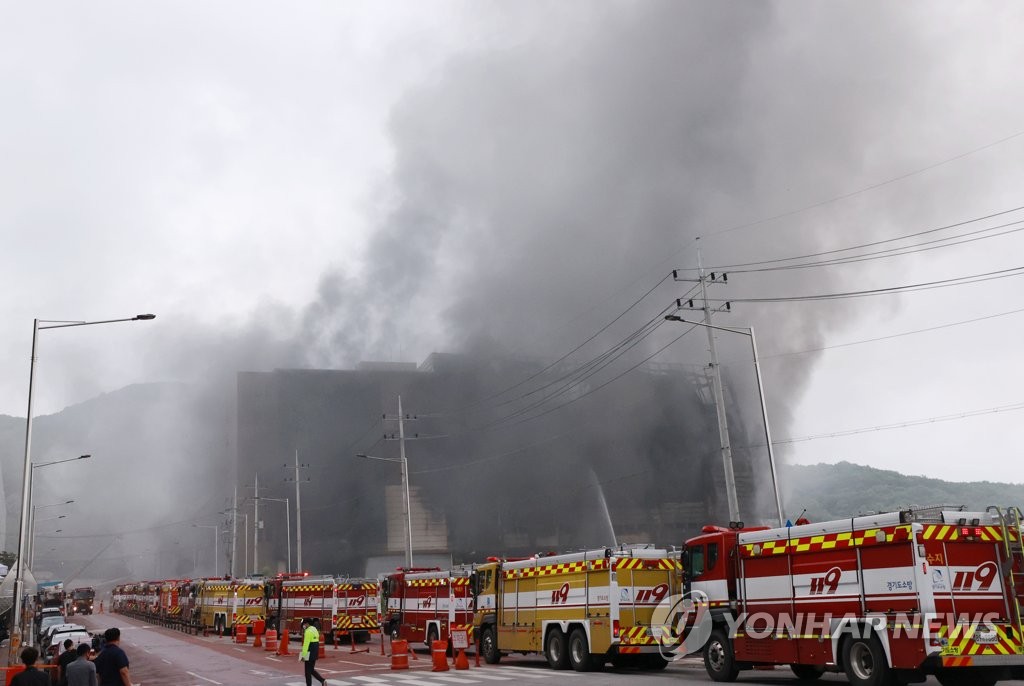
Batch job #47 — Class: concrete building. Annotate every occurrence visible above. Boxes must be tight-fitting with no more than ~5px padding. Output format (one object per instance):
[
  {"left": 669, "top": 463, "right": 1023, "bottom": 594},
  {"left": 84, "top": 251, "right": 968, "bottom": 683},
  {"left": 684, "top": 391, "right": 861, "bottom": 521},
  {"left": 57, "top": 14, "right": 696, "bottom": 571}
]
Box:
[{"left": 236, "top": 352, "right": 771, "bottom": 577}]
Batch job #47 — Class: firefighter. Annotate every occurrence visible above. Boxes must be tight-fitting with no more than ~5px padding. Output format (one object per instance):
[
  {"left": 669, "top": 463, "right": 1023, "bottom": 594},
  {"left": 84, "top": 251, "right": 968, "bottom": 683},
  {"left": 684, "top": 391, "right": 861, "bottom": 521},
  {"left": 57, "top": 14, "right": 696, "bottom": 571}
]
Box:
[{"left": 299, "top": 617, "right": 326, "bottom": 686}]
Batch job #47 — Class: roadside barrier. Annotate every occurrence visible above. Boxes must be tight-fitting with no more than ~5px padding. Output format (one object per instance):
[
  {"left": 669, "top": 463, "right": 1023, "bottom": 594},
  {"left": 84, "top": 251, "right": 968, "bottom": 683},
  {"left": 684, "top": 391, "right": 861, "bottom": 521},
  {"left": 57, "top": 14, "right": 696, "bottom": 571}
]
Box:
[
  {"left": 234, "top": 624, "right": 247, "bottom": 644},
  {"left": 4, "top": 665, "right": 57, "bottom": 685},
  {"left": 264, "top": 629, "right": 278, "bottom": 652},
  {"left": 348, "top": 632, "right": 369, "bottom": 654},
  {"left": 431, "top": 640, "right": 449, "bottom": 672},
  {"left": 391, "top": 640, "right": 409, "bottom": 670}
]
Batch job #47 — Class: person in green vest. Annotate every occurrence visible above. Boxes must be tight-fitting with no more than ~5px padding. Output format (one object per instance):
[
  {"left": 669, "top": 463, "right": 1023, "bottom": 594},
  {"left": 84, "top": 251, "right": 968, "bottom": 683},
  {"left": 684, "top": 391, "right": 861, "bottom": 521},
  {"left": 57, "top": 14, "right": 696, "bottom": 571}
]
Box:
[{"left": 299, "top": 617, "right": 326, "bottom": 686}]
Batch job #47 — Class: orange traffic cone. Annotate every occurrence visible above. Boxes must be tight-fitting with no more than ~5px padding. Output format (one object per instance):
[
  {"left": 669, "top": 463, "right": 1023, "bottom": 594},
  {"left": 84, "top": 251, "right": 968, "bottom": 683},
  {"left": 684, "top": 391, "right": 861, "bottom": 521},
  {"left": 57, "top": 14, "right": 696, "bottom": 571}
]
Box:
[
  {"left": 455, "top": 648, "right": 469, "bottom": 670},
  {"left": 277, "top": 630, "right": 291, "bottom": 656}
]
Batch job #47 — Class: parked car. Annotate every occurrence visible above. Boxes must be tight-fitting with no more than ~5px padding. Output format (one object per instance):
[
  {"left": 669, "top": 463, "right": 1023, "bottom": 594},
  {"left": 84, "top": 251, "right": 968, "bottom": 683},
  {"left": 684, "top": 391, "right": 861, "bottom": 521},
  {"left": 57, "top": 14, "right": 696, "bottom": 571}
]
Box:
[
  {"left": 44, "top": 630, "right": 90, "bottom": 664},
  {"left": 39, "top": 622, "right": 84, "bottom": 650},
  {"left": 37, "top": 614, "right": 67, "bottom": 642}
]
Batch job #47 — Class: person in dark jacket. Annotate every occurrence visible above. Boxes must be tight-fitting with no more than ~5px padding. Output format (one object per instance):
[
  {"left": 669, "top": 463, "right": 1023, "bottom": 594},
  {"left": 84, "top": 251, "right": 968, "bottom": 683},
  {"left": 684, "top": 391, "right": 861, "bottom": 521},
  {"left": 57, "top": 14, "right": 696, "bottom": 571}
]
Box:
[
  {"left": 57, "top": 638, "right": 77, "bottom": 686},
  {"left": 10, "top": 646, "right": 50, "bottom": 686},
  {"left": 93, "top": 628, "right": 133, "bottom": 686},
  {"left": 66, "top": 643, "right": 98, "bottom": 686}
]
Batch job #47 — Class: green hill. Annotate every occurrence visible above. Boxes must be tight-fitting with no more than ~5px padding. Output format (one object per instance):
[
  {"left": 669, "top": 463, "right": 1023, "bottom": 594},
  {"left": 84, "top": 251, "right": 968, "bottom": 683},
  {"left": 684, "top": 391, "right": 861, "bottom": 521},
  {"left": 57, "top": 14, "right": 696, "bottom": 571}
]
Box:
[{"left": 782, "top": 461, "right": 1024, "bottom": 522}]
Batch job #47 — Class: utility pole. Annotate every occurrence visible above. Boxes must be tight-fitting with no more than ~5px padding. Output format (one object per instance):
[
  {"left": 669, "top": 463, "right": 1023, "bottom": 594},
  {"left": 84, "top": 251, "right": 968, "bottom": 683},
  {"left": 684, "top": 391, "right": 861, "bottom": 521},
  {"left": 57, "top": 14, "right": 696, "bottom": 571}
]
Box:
[
  {"left": 231, "top": 485, "right": 238, "bottom": 577},
  {"left": 253, "top": 472, "right": 260, "bottom": 574},
  {"left": 397, "top": 396, "right": 413, "bottom": 568},
  {"left": 675, "top": 240, "right": 741, "bottom": 524},
  {"left": 285, "top": 450, "right": 310, "bottom": 571}
]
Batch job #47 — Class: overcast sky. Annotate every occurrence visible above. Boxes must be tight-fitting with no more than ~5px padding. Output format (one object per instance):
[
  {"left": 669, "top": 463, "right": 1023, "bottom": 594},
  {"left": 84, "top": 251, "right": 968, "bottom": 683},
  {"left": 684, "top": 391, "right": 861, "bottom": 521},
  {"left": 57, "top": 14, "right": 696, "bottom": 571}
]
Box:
[{"left": 2, "top": 1, "right": 1023, "bottom": 485}]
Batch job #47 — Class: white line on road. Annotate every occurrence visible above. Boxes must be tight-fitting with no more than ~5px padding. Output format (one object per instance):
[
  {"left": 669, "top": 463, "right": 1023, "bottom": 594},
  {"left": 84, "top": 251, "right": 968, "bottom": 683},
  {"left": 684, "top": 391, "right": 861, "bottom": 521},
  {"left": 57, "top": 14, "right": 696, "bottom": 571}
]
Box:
[
  {"left": 161, "top": 658, "right": 172, "bottom": 664},
  {"left": 421, "top": 676, "right": 479, "bottom": 684},
  {"left": 186, "top": 671, "right": 223, "bottom": 685},
  {"left": 445, "top": 673, "right": 512, "bottom": 681}
]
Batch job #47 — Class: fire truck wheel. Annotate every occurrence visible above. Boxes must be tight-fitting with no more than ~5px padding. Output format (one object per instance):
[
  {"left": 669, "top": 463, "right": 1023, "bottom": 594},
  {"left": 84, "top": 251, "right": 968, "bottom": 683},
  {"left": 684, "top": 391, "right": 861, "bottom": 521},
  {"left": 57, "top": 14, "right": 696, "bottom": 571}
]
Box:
[
  {"left": 481, "top": 626, "right": 501, "bottom": 664},
  {"left": 790, "top": 664, "right": 825, "bottom": 681},
  {"left": 703, "top": 628, "right": 739, "bottom": 682},
  {"left": 545, "top": 629, "right": 570, "bottom": 670},
  {"left": 568, "top": 628, "right": 595, "bottom": 672},
  {"left": 842, "top": 635, "right": 894, "bottom": 686}
]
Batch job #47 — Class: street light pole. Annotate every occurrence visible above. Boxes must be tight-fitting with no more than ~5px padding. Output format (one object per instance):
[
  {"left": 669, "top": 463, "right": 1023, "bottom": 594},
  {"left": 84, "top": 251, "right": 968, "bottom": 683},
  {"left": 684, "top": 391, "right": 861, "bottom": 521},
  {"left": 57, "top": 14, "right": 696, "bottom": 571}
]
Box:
[
  {"left": 26, "top": 455, "right": 88, "bottom": 572},
  {"left": 12, "top": 314, "right": 153, "bottom": 657},
  {"left": 665, "top": 315, "right": 785, "bottom": 526},
  {"left": 356, "top": 449, "right": 413, "bottom": 568}
]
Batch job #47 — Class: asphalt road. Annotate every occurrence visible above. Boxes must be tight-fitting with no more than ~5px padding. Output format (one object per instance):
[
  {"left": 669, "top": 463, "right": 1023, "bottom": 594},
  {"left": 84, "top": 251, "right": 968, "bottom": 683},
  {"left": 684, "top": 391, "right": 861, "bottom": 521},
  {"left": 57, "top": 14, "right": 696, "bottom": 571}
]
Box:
[{"left": 67, "top": 613, "right": 1020, "bottom": 686}]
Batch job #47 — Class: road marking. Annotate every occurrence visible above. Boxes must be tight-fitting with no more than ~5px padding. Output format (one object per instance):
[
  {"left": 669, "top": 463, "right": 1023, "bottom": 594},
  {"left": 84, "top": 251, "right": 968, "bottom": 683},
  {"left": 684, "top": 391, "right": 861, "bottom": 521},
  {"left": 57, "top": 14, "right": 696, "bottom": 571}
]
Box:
[
  {"left": 267, "top": 656, "right": 283, "bottom": 662},
  {"left": 422, "top": 676, "right": 479, "bottom": 684},
  {"left": 161, "top": 658, "right": 173, "bottom": 664},
  {"left": 446, "top": 673, "right": 513, "bottom": 681},
  {"left": 489, "top": 666, "right": 560, "bottom": 678},
  {"left": 186, "top": 671, "right": 223, "bottom": 685},
  {"left": 388, "top": 678, "right": 459, "bottom": 686}
]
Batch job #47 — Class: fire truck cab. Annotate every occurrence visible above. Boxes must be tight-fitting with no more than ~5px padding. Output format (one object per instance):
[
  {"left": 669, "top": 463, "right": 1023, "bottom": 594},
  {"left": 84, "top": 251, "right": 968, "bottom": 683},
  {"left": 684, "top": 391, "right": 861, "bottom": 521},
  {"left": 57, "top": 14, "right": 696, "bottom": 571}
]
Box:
[{"left": 684, "top": 506, "right": 1024, "bottom": 686}]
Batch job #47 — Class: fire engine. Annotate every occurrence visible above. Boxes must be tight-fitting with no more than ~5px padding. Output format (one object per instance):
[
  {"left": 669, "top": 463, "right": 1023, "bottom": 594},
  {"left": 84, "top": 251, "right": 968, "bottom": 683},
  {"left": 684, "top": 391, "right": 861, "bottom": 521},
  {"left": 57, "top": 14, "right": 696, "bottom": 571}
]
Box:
[
  {"left": 266, "top": 573, "right": 380, "bottom": 642},
  {"left": 68, "top": 587, "right": 95, "bottom": 616},
  {"left": 195, "top": 577, "right": 265, "bottom": 634},
  {"left": 382, "top": 567, "right": 474, "bottom": 648},
  {"left": 267, "top": 574, "right": 334, "bottom": 636},
  {"left": 472, "top": 546, "right": 683, "bottom": 671},
  {"left": 684, "top": 506, "right": 1024, "bottom": 685},
  {"left": 334, "top": 579, "right": 381, "bottom": 642}
]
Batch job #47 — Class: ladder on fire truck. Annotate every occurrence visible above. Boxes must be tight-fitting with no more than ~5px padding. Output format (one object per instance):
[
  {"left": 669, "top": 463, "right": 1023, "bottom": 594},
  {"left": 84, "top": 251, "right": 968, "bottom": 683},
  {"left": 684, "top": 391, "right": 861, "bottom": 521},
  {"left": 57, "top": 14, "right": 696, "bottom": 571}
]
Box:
[{"left": 988, "top": 506, "right": 1024, "bottom": 649}]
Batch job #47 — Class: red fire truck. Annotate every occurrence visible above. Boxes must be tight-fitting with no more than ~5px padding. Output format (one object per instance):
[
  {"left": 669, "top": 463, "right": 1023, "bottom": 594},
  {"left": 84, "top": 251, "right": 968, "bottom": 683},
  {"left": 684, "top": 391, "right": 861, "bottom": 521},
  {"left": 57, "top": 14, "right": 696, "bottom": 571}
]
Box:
[
  {"left": 265, "top": 573, "right": 381, "bottom": 643},
  {"left": 268, "top": 574, "right": 334, "bottom": 636},
  {"left": 382, "top": 567, "right": 474, "bottom": 647},
  {"left": 333, "top": 579, "right": 381, "bottom": 642},
  {"left": 683, "top": 506, "right": 1024, "bottom": 685}
]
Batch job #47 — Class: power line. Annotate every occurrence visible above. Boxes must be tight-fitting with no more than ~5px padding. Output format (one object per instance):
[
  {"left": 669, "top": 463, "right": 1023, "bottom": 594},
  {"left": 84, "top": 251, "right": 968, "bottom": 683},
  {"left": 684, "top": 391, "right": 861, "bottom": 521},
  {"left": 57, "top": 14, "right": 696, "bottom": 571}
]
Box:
[
  {"left": 730, "top": 218, "right": 1024, "bottom": 273},
  {"left": 702, "top": 130, "right": 1024, "bottom": 240},
  {"left": 760, "top": 401, "right": 1024, "bottom": 446},
  {"left": 452, "top": 271, "right": 677, "bottom": 416},
  {"left": 480, "top": 314, "right": 671, "bottom": 430},
  {"left": 758, "top": 306, "right": 1024, "bottom": 360},
  {"left": 678, "top": 205, "right": 1024, "bottom": 272},
  {"left": 489, "top": 323, "right": 699, "bottom": 432},
  {"left": 723, "top": 265, "right": 1024, "bottom": 304}
]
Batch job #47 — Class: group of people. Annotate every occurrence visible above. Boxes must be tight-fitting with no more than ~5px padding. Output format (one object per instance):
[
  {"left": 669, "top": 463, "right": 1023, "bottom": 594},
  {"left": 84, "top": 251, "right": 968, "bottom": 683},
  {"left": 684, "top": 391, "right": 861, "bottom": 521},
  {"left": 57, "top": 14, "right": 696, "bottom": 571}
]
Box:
[
  {"left": 11, "top": 619, "right": 321, "bottom": 686},
  {"left": 12, "top": 627, "right": 132, "bottom": 686}
]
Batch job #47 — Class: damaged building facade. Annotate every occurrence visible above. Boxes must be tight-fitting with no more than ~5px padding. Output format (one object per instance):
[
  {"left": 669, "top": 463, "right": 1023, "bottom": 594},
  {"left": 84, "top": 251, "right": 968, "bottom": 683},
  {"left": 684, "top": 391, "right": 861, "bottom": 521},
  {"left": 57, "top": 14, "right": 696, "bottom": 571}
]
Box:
[{"left": 236, "top": 352, "right": 769, "bottom": 578}]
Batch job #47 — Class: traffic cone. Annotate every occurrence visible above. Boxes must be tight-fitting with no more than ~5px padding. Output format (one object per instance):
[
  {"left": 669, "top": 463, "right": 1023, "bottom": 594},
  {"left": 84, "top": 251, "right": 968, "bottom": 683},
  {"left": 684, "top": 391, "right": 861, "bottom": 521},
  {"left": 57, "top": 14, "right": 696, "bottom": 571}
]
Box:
[
  {"left": 277, "top": 630, "right": 291, "bottom": 656},
  {"left": 455, "top": 649, "right": 469, "bottom": 670}
]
